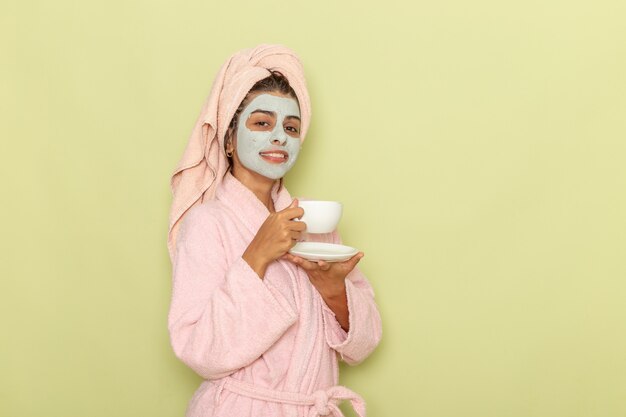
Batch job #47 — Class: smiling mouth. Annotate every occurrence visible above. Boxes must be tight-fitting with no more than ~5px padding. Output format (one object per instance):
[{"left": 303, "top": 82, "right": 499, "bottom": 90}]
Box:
[{"left": 259, "top": 151, "right": 288, "bottom": 164}]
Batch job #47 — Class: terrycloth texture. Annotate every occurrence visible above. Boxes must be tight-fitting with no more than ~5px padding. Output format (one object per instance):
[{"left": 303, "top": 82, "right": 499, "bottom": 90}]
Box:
[
  {"left": 214, "top": 376, "right": 366, "bottom": 417},
  {"left": 167, "top": 44, "right": 312, "bottom": 263},
  {"left": 168, "top": 172, "right": 382, "bottom": 417}
]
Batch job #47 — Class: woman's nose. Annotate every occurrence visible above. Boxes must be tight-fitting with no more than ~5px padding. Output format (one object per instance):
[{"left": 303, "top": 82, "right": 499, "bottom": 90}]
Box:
[{"left": 271, "top": 130, "right": 288, "bottom": 145}]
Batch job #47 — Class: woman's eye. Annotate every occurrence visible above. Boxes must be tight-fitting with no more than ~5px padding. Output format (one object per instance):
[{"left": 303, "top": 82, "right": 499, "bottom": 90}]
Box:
[
  {"left": 255, "top": 121, "right": 270, "bottom": 127},
  {"left": 285, "top": 126, "right": 300, "bottom": 133}
]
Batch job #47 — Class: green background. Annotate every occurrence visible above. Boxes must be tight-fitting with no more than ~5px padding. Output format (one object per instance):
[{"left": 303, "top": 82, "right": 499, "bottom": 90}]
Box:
[{"left": 2, "top": 0, "right": 625, "bottom": 416}]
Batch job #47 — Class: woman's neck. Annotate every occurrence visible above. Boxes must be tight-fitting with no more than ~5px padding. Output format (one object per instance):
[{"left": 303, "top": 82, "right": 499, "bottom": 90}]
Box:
[{"left": 230, "top": 166, "right": 276, "bottom": 212}]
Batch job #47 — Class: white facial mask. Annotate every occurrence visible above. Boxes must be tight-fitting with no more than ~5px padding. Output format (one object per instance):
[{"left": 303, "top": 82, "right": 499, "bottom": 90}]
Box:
[{"left": 235, "top": 93, "right": 301, "bottom": 180}]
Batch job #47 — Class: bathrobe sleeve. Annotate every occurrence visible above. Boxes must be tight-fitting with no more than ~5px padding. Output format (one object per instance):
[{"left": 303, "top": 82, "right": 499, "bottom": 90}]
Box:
[
  {"left": 320, "top": 231, "right": 383, "bottom": 365},
  {"left": 167, "top": 206, "right": 298, "bottom": 380}
]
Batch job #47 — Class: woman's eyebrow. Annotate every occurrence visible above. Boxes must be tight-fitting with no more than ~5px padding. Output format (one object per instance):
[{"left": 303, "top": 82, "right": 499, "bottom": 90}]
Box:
[
  {"left": 250, "top": 110, "right": 276, "bottom": 117},
  {"left": 251, "top": 110, "right": 300, "bottom": 121}
]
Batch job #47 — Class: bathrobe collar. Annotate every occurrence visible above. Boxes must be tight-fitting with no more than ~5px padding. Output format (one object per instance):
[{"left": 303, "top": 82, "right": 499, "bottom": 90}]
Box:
[{"left": 216, "top": 171, "right": 294, "bottom": 234}]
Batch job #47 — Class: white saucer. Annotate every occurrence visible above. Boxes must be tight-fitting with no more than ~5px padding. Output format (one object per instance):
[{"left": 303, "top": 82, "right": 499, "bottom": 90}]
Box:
[{"left": 289, "top": 242, "right": 359, "bottom": 262}]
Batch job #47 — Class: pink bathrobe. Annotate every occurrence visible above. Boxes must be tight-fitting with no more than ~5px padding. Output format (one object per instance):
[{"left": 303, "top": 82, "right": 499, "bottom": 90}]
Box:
[{"left": 168, "top": 172, "right": 382, "bottom": 417}]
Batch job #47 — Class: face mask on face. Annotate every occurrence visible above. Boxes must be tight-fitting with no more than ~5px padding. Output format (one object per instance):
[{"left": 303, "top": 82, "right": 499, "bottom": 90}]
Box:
[{"left": 235, "top": 93, "right": 301, "bottom": 180}]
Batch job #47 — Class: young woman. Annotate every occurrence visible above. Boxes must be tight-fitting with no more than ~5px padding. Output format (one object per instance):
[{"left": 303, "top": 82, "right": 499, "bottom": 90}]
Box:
[{"left": 167, "top": 44, "right": 382, "bottom": 417}]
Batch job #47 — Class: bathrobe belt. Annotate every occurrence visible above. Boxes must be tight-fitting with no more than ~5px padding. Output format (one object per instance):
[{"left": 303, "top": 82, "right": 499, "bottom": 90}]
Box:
[{"left": 214, "top": 376, "right": 366, "bottom": 417}]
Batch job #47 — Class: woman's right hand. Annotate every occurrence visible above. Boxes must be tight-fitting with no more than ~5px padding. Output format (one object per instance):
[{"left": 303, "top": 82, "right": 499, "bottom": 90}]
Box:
[{"left": 242, "top": 199, "right": 306, "bottom": 279}]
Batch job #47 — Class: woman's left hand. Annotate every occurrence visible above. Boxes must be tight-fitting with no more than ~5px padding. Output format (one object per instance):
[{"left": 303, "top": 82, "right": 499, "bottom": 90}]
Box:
[{"left": 281, "top": 252, "right": 364, "bottom": 299}]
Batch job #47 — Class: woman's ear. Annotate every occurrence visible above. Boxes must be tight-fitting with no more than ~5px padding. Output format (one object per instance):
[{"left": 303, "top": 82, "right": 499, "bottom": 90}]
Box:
[{"left": 225, "top": 129, "right": 236, "bottom": 155}]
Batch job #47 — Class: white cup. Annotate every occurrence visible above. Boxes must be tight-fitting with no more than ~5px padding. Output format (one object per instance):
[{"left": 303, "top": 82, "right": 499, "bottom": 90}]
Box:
[{"left": 297, "top": 200, "right": 342, "bottom": 233}]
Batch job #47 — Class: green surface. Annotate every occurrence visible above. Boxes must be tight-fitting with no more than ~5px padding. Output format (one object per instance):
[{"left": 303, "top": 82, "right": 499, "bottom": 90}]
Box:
[{"left": 2, "top": 0, "right": 626, "bottom": 416}]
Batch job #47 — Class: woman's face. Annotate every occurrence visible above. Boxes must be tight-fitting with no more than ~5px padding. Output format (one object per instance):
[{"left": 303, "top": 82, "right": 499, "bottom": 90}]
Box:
[{"left": 229, "top": 91, "right": 301, "bottom": 180}]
